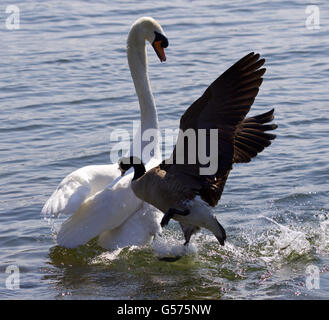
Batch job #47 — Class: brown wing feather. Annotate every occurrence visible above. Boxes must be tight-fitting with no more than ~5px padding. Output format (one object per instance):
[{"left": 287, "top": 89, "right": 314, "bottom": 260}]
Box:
[
  {"left": 233, "top": 109, "right": 277, "bottom": 163},
  {"left": 162, "top": 52, "right": 276, "bottom": 207}
]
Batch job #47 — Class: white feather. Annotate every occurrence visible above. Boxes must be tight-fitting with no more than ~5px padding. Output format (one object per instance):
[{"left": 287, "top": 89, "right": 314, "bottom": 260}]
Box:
[
  {"left": 98, "top": 203, "right": 162, "bottom": 250},
  {"left": 41, "top": 165, "right": 120, "bottom": 216}
]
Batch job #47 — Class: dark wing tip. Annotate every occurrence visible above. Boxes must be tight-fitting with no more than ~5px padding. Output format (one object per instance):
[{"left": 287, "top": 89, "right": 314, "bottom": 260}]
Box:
[
  {"left": 253, "top": 108, "right": 276, "bottom": 123},
  {"left": 233, "top": 107, "right": 277, "bottom": 163}
]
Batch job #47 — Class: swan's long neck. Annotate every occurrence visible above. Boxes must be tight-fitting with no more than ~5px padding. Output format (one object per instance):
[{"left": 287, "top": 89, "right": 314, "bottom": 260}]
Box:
[{"left": 127, "top": 31, "right": 161, "bottom": 162}]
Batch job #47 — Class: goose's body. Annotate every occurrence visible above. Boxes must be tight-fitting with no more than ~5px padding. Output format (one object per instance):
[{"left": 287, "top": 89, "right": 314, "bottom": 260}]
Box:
[
  {"left": 42, "top": 17, "right": 169, "bottom": 249},
  {"left": 120, "top": 52, "right": 277, "bottom": 246},
  {"left": 132, "top": 166, "right": 223, "bottom": 243},
  {"left": 132, "top": 166, "right": 183, "bottom": 213}
]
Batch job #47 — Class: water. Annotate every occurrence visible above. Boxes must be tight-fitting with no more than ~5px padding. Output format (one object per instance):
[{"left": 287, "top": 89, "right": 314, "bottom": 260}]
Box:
[{"left": 0, "top": 0, "right": 329, "bottom": 299}]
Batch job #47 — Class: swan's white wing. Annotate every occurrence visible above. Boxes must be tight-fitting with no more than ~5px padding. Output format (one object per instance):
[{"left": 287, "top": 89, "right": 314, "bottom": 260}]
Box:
[
  {"left": 56, "top": 158, "right": 161, "bottom": 248},
  {"left": 41, "top": 174, "right": 91, "bottom": 217},
  {"left": 56, "top": 172, "right": 142, "bottom": 248},
  {"left": 41, "top": 164, "right": 120, "bottom": 217},
  {"left": 97, "top": 203, "right": 162, "bottom": 250}
]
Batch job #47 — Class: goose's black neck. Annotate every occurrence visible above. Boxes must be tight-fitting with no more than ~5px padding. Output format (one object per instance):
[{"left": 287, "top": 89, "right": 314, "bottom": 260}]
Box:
[{"left": 129, "top": 156, "right": 146, "bottom": 181}]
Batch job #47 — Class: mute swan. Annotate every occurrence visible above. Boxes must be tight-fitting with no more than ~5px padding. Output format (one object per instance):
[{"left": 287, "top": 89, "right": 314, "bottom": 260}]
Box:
[
  {"left": 119, "top": 52, "right": 277, "bottom": 245},
  {"left": 42, "top": 17, "right": 169, "bottom": 249}
]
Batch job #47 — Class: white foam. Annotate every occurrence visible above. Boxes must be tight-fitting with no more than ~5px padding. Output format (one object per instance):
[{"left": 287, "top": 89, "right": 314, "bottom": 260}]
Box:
[{"left": 151, "top": 234, "right": 197, "bottom": 259}]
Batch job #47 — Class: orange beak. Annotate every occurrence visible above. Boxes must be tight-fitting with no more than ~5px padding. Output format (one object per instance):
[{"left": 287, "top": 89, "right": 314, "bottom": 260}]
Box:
[{"left": 153, "top": 40, "right": 166, "bottom": 62}]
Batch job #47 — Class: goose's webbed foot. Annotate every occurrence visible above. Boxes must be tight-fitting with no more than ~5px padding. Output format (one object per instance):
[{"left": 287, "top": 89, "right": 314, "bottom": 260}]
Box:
[{"left": 161, "top": 208, "right": 190, "bottom": 228}]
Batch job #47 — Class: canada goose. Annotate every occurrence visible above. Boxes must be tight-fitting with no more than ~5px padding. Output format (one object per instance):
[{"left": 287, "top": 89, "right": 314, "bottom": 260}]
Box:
[
  {"left": 42, "top": 17, "right": 168, "bottom": 249},
  {"left": 119, "top": 52, "right": 277, "bottom": 246}
]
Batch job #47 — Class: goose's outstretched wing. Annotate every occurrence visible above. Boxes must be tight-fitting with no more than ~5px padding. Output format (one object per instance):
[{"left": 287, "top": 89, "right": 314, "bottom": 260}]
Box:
[
  {"left": 233, "top": 108, "right": 277, "bottom": 163},
  {"left": 162, "top": 52, "right": 277, "bottom": 207}
]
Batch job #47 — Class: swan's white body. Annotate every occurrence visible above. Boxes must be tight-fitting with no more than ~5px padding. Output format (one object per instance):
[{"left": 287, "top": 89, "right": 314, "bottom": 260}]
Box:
[{"left": 42, "top": 17, "right": 166, "bottom": 249}]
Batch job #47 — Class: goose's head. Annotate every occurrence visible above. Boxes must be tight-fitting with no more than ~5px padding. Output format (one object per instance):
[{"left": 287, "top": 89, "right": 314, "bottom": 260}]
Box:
[
  {"left": 128, "top": 17, "right": 169, "bottom": 62},
  {"left": 118, "top": 156, "right": 143, "bottom": 176}
]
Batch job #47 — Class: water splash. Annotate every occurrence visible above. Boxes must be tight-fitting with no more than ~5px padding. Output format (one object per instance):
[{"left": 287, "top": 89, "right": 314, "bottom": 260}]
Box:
[
  {"left": 317, "top": 213, "right": 329, "bottom": 254},
  {"left": 90, "top": 247, "right": 124, "bottom": 264},
  {"left": 151, "top": 233, "right": 197, "bottom": 260},
  {"left": 258, "top": 216, "right": 312, "bottom": 264},
  {"left": 43, "top": 215, "right": 63, "bottom": 241}
]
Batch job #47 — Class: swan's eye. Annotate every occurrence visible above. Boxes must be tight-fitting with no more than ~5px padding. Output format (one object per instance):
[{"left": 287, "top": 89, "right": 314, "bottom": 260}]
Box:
[{"left": 153, "top": 31, "right": 169, "bottom": 48}]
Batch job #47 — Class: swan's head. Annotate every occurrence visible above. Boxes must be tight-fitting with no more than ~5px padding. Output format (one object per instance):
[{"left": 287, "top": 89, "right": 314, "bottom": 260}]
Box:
[{"left": 128, "top": 17, "right": 169, "bottom": 62}]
